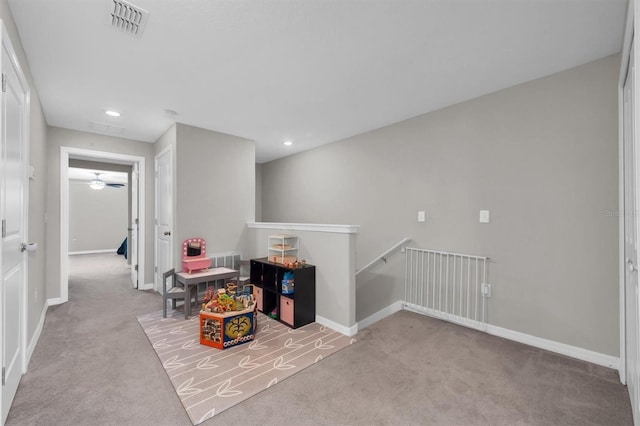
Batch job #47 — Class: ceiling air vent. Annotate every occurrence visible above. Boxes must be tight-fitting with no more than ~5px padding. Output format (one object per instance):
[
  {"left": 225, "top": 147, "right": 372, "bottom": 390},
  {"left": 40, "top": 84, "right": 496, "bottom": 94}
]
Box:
[
  {"left": 108, "top": 0, "right": 149, "bottom": 38},
  {"left": 90, "top": 121, "right": 125, "bottom": 135}
]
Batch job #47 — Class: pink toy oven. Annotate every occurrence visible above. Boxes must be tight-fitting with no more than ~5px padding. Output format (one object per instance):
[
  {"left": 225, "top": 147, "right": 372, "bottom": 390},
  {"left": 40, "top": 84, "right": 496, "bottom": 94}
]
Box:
[{"left": 182, "top": 238, "right": 211, "bottom": 274}]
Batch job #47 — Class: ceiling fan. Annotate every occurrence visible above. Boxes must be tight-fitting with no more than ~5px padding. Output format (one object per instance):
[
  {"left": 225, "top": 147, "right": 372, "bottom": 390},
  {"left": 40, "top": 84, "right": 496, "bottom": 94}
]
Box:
[{"left": 89, "top": 173, "right": 125, "bottom": 190}]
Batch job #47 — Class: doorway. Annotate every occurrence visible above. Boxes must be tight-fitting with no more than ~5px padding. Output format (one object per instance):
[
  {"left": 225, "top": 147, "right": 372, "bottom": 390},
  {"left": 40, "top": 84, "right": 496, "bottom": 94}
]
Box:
[
  {"left": 67, "top": 164, "right": 130, "bottom": 258},
  {"left": 59, "top": 147, "right": 147, "bottom": 303}
]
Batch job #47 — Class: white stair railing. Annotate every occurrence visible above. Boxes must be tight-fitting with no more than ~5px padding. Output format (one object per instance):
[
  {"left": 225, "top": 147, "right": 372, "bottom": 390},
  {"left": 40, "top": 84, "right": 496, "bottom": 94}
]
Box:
[{"left": 356, "top": 238, "right": 411, "bottom": 275}]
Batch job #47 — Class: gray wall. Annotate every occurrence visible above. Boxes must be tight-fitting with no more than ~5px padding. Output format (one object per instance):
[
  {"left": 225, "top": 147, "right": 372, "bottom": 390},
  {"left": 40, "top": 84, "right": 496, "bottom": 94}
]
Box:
[
  {"left": 154, "top": 123, "right": 176, "bottom": 155},
  {"left": 68, "top": 181, "right": 128, "bottom": 252},
  {"left": 261, "top": 54, "right": 620, "bottom": 356},
  {"left": 172, "top": 123, "right": 255, "bottom": 266},
  {"left": 246, "top": 227, "right": 357, "bottom": 329},
  {"left": 0, "top": 0, "right": 49, "bottom": 346},
  {"left": 46, "top": 127, "right": 156, "bottom": 298},
  {"left": 255, "top": 163, "right": 263, "bottom": 222},
  {"left": 68, "top": 159, "right": 131, "bottom": 174}
]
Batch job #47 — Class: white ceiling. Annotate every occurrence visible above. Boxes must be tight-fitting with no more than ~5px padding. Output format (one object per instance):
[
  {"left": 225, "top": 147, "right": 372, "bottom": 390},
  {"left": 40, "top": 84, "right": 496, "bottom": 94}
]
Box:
[{"left": 8, "top": 0, "right": 628, "bottom": 163}]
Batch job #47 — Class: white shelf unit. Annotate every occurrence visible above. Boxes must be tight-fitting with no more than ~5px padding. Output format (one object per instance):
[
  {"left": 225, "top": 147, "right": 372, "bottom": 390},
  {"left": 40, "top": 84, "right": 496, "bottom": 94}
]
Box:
[{"left": 268, "top": 234, "right": 298, "bottom": 264}]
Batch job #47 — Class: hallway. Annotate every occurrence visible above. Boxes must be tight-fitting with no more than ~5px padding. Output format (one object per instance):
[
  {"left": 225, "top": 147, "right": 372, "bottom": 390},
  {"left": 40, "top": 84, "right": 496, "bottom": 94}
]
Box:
[{"left": 6, "top": 254, "right": 189, "bottom": 425}]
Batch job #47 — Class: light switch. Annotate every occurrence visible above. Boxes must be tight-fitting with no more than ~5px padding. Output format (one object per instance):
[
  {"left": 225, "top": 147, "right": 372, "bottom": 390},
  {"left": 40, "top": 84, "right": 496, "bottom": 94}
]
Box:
[
  {"left": 418, "top": 211, "right": 426, "bottom": 222},
  {"left": 479, "top": 210, "right": 490, "bottom": 223}
]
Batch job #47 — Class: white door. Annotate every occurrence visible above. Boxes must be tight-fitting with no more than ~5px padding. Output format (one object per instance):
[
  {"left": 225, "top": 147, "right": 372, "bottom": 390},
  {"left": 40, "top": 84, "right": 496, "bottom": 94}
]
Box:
[
  {"left": 1, "top": 43, "right": 29, "bottom": 423},
  {"left": 624, "top": 40, "right": 640, "bottom": 424},
  {"left": 130, "top": 163, "right": 139, "bottom": 288},
  {"left": 155, "top": 147, "right": 173, "bottom": 293}
]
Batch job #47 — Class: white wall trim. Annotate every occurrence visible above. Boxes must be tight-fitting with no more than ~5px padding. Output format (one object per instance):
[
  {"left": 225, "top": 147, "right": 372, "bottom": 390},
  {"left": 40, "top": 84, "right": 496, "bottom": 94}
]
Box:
[
  {"left": 403, "top": 303, "right": 487, "bottom": 332},
  {"left": 60, "top": 147, "right": 146, "bottom": 303},
  {"left": 485, "top": 324, "right": 619, "bottom": 370},
  {"left": 47, "top": 297, "right": 64, "bottom": 306},
  {"left": 135, "top": 160, "right": 146, "bottom": 289},
  {"left": 248, "top": 221, "right": 359, "bottom": 234},
  {"left": 139, "top": 282, "right": 154, "bottom": 291},
  {"left": 316, "top": 315, "right": 358, "bottom": 336},
  {"left": 60, "top": 151, "right": 69, "bottom": 302},
  {"left": 357, "top": 300, "right": 403, "bottom": 330},
  {"left": 68, "top": 249, "right": 117, "bottom": 256},
  {"left": 26, "top": 302, "right": 47, "bottom": 369},
  {"left": 357, "top": 301, "right": 620, "bottom": 370}
]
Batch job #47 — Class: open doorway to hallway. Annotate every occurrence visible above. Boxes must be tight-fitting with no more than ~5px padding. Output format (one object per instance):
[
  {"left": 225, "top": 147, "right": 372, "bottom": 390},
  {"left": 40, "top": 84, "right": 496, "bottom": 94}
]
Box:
[
  {"left": 67, "top": 162, "right": 132, "bottom": 288},
  {"left": 58, "top": 147, "right": 147, "bottom": 305}
]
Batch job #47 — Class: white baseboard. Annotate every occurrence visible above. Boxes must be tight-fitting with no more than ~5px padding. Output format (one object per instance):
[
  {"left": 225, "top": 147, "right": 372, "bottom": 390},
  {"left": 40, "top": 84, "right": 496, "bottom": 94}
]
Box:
[
  {"left": 47, "top": 297, "right": 65, "bottom": 306},
  {"left": 68, "top": 249, "right": 117, "bottom": 256},
  {"left": 138, "top": 282, "right": 154, "bottom": 291},
  {"left": 356, "top": 300, "right": 620, "bottom": 370},
  {"left": 357, "top": 300, "right": 403, "bottom": 330},
  {"left": 315, "top": 315, "right": 358, "bottom": 337},
  {"left": 403, "top": 303, "right": 487, "bottom": 332},
  {"left": 485, "top": 324, "right": 620, "bottom": 370},
  {"left": 26, "top": 302, "right": 48, "bottom": 370}
]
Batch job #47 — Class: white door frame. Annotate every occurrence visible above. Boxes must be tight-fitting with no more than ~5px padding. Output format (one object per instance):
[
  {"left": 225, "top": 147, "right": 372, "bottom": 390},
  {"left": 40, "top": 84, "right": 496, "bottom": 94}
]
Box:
[
  {"left": 0, "top": 20, "right": 30, "bottom": 424},
  {"left": 130, "top": 161, "right": 139, "bottom": 288},
  {"left": 59, "top": 147, "right": 147, "bottom": 303},
  {"left": 620, "top": 0, "right": 636, "bottom": 386}
]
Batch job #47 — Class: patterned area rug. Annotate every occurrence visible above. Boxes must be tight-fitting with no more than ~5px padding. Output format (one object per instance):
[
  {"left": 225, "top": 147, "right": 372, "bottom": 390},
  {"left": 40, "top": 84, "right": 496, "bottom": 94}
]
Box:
[{"left": 137, "top": 310, "right": 355, "bottom": 425}]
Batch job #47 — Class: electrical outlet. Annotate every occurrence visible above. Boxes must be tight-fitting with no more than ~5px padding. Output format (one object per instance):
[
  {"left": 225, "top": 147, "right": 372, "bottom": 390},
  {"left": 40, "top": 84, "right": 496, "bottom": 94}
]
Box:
[
  {"left": 418, "top": 211, "right": 425, "bottom": 222},
  {"left": 481, "top": 283, "right": 492, "bottom": 297}
]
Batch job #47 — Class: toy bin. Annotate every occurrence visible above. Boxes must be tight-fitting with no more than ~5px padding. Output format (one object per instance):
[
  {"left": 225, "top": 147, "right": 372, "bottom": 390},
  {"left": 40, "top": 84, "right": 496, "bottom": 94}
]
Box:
[
  {"left": 281, "top": 271, "right": 294, "bottom": 294},
  {"left": 199, "top": 306, "right": 257, "bottom": 350},
  {"left": 279, "top": 296, "right": 294, "bottom": 326}
]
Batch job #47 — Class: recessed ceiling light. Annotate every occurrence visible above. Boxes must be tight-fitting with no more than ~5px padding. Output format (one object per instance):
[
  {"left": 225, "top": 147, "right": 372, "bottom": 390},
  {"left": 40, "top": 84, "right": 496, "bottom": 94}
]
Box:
[
  {"left": 105, "top": 110, "right": 121, "bottom": 117},
  {"left": 283, "top": 140, "right": 293, "bottom": 146}
]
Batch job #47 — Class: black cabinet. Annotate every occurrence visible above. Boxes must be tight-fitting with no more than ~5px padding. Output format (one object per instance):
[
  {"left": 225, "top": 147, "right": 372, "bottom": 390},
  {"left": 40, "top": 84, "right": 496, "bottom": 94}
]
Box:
[{"left": 250, "top": 257, "right": 315, "bottom": 329}]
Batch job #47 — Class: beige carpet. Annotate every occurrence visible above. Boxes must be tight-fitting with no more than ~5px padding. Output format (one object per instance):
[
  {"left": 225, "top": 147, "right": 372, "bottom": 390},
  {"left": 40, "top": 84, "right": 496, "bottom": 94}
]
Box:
[{"left": 137, "top": 309, "right": 354, "bottom": 425}]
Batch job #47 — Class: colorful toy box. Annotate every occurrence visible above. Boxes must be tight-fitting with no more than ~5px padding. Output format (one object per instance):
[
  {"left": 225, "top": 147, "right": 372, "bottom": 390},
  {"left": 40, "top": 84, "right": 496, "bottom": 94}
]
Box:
[{"left": 199, "top": 306, "right": 257, "bottom": 350}]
